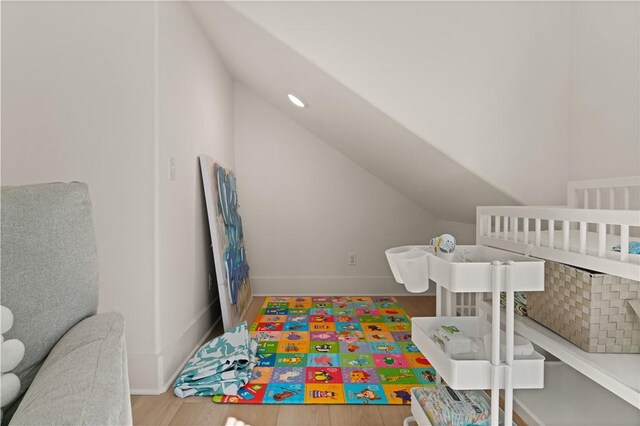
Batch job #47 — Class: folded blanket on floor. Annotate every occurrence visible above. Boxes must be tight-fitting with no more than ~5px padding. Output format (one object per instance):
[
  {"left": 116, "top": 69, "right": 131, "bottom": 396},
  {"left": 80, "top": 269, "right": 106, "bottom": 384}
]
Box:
[{"left": 174, "top": 321, "right": 258, "bottom": 397}]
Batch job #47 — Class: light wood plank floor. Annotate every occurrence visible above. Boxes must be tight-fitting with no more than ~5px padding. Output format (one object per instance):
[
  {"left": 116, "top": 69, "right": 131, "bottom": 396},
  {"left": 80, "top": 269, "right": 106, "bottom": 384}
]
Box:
[{"left": 132, "top": 296, "right": 435, "bottom": 426}]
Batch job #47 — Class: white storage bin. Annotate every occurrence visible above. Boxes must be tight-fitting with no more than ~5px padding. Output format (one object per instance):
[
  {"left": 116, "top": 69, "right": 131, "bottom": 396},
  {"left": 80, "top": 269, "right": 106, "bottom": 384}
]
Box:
[
  {"left": 385, "top": 245, "right": 430, "bottom": 284},
  {"left": 397, "top": 250, "right": 430, "bottom": 293}
]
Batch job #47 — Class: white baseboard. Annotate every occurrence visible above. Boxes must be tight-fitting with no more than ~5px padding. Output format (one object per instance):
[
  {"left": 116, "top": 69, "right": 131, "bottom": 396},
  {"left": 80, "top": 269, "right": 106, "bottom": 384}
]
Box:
[
  {"left": 250, "top": 276, "right": 436, "bottom": 296},
  {"left": 162, "top": 318, "right": 222, "bottom": 393},
  {"left": 129, "top": 301, "right": 222, "bottom": 395}
]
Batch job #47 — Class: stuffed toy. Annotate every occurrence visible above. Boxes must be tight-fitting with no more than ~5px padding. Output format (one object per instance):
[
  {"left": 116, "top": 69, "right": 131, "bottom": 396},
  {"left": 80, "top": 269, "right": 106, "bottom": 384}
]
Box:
[{"left": 1, "top": 305, "right": 25, "bottom": 421}]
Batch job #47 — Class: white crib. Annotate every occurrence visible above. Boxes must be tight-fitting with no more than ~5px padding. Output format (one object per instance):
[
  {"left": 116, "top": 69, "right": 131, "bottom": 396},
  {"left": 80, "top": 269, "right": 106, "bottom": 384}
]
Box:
[{"left": 476, "top": 176, "right": 640, "bottom": 282}]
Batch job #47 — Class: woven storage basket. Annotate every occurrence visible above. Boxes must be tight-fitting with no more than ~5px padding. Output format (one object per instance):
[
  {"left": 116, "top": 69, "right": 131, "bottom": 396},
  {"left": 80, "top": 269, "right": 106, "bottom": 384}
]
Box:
[{"left": 528, "top": 261, "right": 640, "bottom": 353}]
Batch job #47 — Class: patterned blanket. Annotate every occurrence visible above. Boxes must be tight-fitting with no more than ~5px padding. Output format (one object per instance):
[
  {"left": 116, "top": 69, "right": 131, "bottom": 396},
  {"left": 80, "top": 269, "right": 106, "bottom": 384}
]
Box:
[{"left": 174, "top": 321, "right": 258, "bottom": 397}]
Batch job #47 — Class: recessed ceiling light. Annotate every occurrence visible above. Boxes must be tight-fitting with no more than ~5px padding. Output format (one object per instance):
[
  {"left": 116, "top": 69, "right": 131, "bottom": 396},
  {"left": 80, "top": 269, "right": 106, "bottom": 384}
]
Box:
[{"left": 288, "top": 93, "right": 306, "bottom": 108}]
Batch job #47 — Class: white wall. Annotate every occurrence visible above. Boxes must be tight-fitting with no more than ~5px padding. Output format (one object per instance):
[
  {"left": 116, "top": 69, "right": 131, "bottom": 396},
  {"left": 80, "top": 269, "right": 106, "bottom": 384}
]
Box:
[
  {"left": 570, "top": 2, "right": 640, "bottom": 182},
  {"left": 235, "top": 84, "right": 437, "bottom": 295},
  {"left": 229, "top": 1, "right": 573, "bottom": 207},
  {"left": 435, "top": 220, "right": 477, "bottom": 246},
  {"left": 1, "top": 1, "right": 235, "bottom": 393},
  {"left": 1, "top": 0, "right": 157, "bottom": 360},
  {"left": 154, "top": 1, "right": 233, "bottom": 392}
]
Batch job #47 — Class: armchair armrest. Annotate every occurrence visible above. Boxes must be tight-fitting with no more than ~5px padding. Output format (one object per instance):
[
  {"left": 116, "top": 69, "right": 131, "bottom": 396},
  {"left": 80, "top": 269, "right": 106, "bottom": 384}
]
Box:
[{"left": 10, "top": 312, "right": 131, "bottom": 426}]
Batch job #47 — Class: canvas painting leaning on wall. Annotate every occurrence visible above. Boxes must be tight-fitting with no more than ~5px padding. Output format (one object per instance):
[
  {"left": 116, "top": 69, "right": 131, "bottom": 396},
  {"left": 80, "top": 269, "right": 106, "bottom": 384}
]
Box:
[{"left": 200, "top": 154, "right": 252, "bottom": 330}]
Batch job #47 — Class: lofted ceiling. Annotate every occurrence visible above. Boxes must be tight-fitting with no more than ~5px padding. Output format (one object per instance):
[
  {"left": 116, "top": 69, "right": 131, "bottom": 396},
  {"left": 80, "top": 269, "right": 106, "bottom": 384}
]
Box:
[{"left": 188, "top": 1, "right": 523, "bottom": 224}]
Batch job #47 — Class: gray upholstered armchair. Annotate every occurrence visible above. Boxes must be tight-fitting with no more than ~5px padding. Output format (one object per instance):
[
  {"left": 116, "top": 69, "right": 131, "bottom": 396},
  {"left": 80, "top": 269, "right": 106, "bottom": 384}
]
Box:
[{"left": 1, "top": 182, "right": 132, "bottom": 425}]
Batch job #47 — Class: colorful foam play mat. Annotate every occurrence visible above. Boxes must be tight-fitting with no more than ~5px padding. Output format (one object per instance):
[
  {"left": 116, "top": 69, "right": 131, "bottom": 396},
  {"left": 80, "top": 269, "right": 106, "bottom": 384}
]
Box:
[{"left": 213, "top": 296, "right": 436, "bottom": 405}]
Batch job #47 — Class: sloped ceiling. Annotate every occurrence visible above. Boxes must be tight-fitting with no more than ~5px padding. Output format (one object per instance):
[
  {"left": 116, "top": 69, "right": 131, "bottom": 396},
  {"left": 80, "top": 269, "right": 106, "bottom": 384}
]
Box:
[{"left": 189, "top": 1, "right": 524, "bottom": 223}]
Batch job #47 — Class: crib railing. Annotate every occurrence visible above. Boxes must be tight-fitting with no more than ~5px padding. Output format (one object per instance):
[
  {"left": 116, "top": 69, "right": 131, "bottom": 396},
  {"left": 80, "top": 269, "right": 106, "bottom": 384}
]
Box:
[
  {"left": 476, "top": 206, "right": 639, "bottom": 280},
  {"left": 477, "top": 206, "right": 639, "bottom": 259},
  {"left": 568, "top": 176, "right": 640, "bottom": 210}
]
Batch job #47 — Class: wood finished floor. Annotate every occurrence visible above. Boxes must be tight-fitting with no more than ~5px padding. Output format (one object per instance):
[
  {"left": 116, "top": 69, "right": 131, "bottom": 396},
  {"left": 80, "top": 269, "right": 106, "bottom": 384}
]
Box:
[
  {"left": 131, "top": 296, "right": 435, "bottom": 426},
  {"left": 132, "top": 297, "right": 527, "bottom": 425}
]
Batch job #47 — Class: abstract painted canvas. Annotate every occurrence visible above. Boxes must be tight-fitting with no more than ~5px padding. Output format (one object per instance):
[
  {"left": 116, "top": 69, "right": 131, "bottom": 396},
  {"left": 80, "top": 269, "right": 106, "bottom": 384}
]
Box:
[{"left": 199, "top": 155, "right": 252, "bottom": 331}]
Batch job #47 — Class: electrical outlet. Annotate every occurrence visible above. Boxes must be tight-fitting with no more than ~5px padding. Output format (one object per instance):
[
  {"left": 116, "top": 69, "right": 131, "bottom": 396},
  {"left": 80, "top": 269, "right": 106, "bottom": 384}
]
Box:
[
  {"left": 348, "top": 253, "right": 357, "bottom": 265},
  {"left": 208, "top": 274, "right": 213, "bottom": 291}
]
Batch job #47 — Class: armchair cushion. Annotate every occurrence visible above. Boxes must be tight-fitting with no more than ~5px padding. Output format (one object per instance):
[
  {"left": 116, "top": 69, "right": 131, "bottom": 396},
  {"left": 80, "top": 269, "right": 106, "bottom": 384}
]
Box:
[{"left": 10, "top": 312, "right": 131, "bottom": 426}]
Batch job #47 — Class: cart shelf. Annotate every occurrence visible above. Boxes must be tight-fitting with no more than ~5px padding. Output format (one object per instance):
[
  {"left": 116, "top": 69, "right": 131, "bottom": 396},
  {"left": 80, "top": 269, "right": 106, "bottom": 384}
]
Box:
[
  {"left": 412, "top": 317, "right": 545, "bottom": 390},
  {"left": 386, "top": 245, "right": 544, "bottom": 293}
]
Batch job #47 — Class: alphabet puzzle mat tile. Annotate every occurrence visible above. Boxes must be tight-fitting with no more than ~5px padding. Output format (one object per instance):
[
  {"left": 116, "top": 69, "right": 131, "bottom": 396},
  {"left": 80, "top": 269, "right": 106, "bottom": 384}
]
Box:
[{"left": 213, "top": 296, "right": 436, "bottom": 405}]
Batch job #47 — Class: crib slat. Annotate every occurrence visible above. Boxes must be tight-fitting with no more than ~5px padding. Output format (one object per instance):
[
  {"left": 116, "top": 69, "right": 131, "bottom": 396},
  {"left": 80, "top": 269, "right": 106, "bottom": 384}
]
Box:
[
  {"left": 485, "top": 216, "right": 489, "bottom": 237},
  {"left": 563, "top": 220, "right": 570, "bottom": 251},
  {"left": 621, "top": 225, "right": 629, "bottom": 262},
  {"left": 596, "top": 189, "right": 601, "bottom": 209},
  {"left": 598, "top": 223, "right": 606, "bottom": 258},
  {"left": 624, "top": 187, "right": 630, "bottom": 210},
  {"left": 513, "top": 217, "right": 519, "bottom": 242},
  {"left": 503, "top": 216, "right": 509, "bottom": 240},
  {"left": 509, "top": 217, "right": 514, "bottom": 241},
  {"left": 535, "top": 219, "right": 541, "bottom": 246},
  {"left": 609, "top": 188, "right": 615, "bottom": 209},
  {"left": 523, "top": 218, "right": 529, "bottom": 244},
  {"left": 609, "top": 188, "right": 615, "bottom": 234},
  {"left": 584, "top": 189, "right": 589, "bottom": 209},
  {"left": 491, "top": 216, "right": 495, "bottom": 238},
  {"left": 492, "top": 215, "right": 495, "bottom": 238},
  {"left": 549, "top": 220, "right": 555, "bottom": 249},
  {"left": 495, "top": 215, "right": 501, "bottom": 239},
  {"left": 579, "top": 222, "right": 587, "bottom": 254}
]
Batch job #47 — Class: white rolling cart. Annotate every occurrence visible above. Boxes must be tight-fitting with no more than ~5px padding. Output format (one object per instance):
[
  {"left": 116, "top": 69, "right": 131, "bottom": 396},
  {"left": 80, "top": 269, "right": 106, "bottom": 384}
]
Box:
[{"left": 387, "top": 245, "right": 545, "bottom": 426}]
